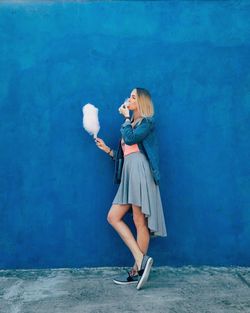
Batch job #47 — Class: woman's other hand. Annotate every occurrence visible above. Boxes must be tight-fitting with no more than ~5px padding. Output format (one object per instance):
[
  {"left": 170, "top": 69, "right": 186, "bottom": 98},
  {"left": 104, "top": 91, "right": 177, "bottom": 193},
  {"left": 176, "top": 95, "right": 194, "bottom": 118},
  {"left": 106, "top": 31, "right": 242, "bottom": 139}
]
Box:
[
  {"left": 118, "top": 102, "right": 130, "bottom": 118},
  {"left": 95, "top": 137, "right": 109, "bottom": 153}
]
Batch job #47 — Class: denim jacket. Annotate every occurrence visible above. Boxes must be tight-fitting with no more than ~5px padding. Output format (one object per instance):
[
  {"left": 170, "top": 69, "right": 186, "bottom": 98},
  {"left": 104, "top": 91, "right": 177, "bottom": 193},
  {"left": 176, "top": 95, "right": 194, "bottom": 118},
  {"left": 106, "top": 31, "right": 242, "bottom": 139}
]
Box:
[{"left": 111, "top": 116, "right": 160, "bottom": 185}]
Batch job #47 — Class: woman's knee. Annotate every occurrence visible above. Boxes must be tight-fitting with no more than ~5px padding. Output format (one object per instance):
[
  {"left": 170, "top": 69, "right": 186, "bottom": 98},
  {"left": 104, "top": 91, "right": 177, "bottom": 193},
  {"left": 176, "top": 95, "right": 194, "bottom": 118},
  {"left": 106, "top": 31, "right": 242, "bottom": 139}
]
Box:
[
  {"left": 133, "top": 215, "right": 147, "bottom": 229},
  {"left": 107, "top": 204, "right": 130, "bottom": 225},
  {"left": 107, "top": 209, "right": 117, "bottom": 225}
]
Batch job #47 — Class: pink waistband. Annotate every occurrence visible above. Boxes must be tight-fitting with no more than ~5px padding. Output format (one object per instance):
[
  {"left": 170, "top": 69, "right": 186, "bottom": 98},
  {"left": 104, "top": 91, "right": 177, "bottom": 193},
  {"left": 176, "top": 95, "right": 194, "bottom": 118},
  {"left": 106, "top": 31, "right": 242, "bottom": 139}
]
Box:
[{"left": 121, "top": 139, "right": 140, "bottom": 156}]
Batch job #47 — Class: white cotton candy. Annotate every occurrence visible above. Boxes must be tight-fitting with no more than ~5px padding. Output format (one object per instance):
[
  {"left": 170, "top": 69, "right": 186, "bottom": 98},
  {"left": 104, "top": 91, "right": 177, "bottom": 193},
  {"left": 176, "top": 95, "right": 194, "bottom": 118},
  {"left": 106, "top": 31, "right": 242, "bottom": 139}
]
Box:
[{"left": 82, "top": 103, "right": 100, "bottom": 139}]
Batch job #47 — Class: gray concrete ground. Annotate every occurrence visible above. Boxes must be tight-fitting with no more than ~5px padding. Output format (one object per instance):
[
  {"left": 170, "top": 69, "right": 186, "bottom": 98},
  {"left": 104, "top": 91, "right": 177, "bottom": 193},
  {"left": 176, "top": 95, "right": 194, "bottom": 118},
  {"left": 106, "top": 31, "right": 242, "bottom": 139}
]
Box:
[{"left": 0, "top": 266, "right": 249, "bottom": 313}]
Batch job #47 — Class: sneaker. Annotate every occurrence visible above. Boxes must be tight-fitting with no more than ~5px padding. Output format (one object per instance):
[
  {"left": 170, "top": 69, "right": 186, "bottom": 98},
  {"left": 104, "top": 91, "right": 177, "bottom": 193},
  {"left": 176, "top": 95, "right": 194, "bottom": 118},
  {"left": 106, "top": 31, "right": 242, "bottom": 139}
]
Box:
[
  {"left": 113, "top": 271, "right": 139, "bottom": 285},
  {"left": 136, "top": 255, "right": 153, "bottom": 290}
]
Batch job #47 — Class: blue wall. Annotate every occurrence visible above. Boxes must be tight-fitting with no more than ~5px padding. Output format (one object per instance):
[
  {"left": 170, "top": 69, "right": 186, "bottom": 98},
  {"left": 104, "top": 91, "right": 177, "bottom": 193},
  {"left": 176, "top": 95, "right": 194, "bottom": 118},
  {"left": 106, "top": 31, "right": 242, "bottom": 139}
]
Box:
[{"left": 0, "top": 1, "right": 249, "bottom": 269}]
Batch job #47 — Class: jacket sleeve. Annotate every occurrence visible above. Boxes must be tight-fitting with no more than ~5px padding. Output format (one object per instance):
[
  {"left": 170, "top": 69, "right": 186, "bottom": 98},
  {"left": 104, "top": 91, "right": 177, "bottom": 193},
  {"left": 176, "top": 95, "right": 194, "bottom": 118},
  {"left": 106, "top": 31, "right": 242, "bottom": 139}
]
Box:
[
  {"left": 120, "top": 118, "right": 154, "bottom": 145},
  {"left": 111, "top": 149, "right": 117, "bottom": 161}
]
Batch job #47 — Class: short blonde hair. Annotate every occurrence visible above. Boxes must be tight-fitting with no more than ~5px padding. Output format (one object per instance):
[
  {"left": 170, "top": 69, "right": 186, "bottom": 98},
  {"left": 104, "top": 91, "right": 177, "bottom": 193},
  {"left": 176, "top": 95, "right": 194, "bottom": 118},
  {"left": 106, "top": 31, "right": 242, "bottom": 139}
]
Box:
[{"left": 134, "top": 87, "right": 154, "bottom": 118}]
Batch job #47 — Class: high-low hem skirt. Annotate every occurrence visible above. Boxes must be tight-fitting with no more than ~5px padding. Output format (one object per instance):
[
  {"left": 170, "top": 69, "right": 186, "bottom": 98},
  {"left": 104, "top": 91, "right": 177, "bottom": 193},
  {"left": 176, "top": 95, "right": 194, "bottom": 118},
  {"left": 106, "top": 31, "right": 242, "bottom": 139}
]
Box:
[{"left": 112, "top": 151, "right": 167, "bottom": 237}]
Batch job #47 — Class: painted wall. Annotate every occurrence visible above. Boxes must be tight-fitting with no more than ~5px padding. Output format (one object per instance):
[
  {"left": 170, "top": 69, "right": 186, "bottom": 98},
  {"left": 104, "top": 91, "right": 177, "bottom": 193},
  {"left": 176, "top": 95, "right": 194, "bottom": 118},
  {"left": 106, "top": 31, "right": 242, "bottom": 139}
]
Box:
[{"left": 0, "top": 1, "right": 249, "bottom": 269}]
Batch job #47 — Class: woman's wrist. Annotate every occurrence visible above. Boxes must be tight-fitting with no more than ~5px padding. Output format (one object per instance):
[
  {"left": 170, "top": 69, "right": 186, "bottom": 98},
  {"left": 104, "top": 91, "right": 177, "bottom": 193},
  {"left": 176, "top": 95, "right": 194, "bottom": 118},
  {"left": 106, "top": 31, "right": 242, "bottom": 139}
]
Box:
[
  {"left": 106, "top": 147, "right": 112, "bottom": 154},
  {"left": 105, "top": 147, "right": 111, "bottom": 154}
]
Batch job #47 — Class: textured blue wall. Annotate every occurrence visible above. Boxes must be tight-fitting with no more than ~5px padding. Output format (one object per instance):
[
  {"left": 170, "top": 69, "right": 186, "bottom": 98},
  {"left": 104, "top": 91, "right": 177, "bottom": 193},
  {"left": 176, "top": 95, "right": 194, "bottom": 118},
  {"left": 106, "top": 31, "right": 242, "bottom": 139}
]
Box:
[{"left": 0, "top": 1, "right": 249, "bottom": 269}]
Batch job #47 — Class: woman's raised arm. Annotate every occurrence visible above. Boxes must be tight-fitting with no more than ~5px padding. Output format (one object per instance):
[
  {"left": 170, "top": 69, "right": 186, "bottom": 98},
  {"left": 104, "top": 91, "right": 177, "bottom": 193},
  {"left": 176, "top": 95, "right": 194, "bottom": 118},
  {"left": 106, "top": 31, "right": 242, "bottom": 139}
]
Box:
[{"left": 120, "top": 118, "right": 154, "bottom": 145}]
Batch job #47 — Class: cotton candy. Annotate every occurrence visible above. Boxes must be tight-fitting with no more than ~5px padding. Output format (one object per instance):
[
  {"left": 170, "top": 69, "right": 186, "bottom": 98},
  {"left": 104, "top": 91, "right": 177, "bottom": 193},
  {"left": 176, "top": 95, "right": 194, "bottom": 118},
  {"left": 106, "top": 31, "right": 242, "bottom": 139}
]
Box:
[{"left": 82, "top": 103, "right": 100, "bottom": 139}]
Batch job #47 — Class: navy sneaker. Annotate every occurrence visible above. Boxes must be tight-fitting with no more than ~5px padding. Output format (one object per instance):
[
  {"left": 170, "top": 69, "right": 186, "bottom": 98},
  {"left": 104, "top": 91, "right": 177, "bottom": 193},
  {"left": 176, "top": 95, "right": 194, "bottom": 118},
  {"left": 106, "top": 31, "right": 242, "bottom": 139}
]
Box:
[
  {"left": 113, "top": 271, "right": 139, "bottom": 285},
  {"left": 136, "top": 255, "right": 153, "bottom": 290}
]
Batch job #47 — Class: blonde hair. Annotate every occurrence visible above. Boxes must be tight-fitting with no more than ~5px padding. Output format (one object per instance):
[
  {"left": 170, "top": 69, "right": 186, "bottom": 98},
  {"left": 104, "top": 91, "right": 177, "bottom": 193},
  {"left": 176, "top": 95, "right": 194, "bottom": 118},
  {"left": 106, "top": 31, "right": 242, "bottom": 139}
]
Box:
[{"left": 133, "top": 87, "right": 154, "bottom": 119}]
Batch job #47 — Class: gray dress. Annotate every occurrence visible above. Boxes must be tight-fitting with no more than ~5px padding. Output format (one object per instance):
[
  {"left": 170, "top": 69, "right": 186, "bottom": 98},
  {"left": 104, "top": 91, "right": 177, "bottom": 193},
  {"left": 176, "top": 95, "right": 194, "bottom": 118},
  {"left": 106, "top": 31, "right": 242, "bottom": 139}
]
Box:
[{"left": 112, "top": 139, "right": 167, "bottom": 238}]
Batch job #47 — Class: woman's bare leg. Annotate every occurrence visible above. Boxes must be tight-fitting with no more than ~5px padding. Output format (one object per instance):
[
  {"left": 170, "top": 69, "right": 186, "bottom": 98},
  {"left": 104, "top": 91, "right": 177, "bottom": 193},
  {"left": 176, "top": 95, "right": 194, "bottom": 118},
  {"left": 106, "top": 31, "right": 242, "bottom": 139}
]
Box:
[
  {"left": 131, "top": 204, "right": 150, "bottom": 272},
  {"left": 107, "top": 204, "right": 143, "bottom": 269}
]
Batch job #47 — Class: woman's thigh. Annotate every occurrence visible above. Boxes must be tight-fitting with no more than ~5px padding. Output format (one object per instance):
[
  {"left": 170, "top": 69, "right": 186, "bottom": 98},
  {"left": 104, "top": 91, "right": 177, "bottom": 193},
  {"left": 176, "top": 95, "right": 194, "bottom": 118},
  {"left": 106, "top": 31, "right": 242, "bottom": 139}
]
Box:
[
  {"left": 107, "top": 204, "right": 131, "bottom": 223},
  {"left": 132, "top": 204, "right": 148, "bottom": 227}
]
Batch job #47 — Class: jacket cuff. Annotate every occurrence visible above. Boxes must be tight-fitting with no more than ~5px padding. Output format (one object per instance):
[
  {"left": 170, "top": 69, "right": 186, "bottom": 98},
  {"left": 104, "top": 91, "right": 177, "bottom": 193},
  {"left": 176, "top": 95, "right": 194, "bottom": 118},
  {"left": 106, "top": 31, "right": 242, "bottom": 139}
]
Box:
[
  {"left": 112, "top": 149, "right": 117, "bottom": 161},
  {"left": 121, "top": 119, "right": 131, "bottom": 128}
]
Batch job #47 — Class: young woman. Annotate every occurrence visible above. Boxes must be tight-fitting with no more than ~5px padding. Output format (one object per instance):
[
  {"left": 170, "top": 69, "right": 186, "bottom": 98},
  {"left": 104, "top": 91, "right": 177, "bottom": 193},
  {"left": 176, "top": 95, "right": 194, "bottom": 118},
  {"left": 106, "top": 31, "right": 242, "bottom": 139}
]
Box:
[{"left": 95, "top": 88, "right": 167, "bottom": 290}]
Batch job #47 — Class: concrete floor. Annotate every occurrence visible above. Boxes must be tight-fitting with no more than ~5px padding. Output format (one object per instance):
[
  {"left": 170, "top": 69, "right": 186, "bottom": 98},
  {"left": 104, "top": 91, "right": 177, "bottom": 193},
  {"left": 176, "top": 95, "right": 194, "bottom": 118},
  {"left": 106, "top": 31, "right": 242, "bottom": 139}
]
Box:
[{"left": 0, "top": 266, "right": 249, "bottom": 313}]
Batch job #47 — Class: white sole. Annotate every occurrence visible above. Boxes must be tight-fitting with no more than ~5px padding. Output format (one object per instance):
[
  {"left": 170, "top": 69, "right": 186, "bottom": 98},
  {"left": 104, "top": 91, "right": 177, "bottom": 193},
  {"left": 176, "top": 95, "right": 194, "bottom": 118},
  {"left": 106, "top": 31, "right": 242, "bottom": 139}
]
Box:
[
  {"left": 136, "top": 257, "right": 153, "bottom": 290},
  {"left": 113, "top": 279, "right": 138, "bottom": 285}
]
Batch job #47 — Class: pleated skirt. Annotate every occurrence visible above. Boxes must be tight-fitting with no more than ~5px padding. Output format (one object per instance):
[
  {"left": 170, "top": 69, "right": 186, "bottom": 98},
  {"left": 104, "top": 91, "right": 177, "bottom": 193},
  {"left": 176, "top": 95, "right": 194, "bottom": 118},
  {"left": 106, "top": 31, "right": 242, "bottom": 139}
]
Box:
[{"left": 112, "top": 151, "right": 167, "bottom": 237}]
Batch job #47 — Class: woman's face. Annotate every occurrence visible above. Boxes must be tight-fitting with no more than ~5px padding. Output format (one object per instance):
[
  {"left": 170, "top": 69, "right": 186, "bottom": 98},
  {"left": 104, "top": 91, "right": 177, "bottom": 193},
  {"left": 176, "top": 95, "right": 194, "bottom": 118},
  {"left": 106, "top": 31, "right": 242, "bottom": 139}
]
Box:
[{"left": 127, "top": 89, "right": 138, "bottom": 111}]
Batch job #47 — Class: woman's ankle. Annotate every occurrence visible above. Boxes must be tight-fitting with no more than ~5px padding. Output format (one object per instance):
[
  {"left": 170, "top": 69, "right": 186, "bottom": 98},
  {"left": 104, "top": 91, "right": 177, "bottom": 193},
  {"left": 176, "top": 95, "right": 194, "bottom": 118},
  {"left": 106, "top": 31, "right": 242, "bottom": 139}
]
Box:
[{"left": 136, "top": 253, "right": 144, "bottom": 270}]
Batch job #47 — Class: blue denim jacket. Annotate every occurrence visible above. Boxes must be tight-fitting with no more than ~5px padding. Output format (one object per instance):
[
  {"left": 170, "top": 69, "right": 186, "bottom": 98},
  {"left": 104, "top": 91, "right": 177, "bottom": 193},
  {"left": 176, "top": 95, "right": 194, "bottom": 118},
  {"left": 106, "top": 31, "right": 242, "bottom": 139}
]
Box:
[{"left": 112, "top": 117, "right": 160, "bottom": 185}]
